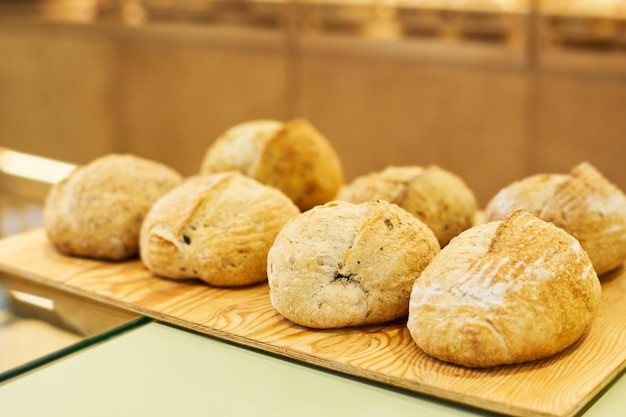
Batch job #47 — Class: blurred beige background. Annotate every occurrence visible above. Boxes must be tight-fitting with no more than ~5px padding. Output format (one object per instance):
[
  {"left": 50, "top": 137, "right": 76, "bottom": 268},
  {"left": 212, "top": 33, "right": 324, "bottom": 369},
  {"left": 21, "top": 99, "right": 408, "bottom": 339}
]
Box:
[{"left": 1, "top": 0, "right": 625, "bottom": 207}]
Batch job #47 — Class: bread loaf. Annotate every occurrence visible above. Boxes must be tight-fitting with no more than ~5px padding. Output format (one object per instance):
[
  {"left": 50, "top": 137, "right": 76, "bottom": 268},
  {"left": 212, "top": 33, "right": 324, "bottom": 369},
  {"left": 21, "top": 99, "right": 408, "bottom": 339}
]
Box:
[
  {"left": 484, "top": 162, "right": 626, "bottom": 275},
  {"left": 338, "top": 165, "right": 477, "bottom": 247},
  {"left": 43, "top": 154, "right": 183, "bottom": 260},
  {"left": 200, "top": 119, "right": 343, "bottom": 211},
  {"left": 268, "top": 199, "right": 440, "bottom": 329},
  {"left": 140, "top": 172, "right": 300, "bottom": 287},
  {"left": 408, "top": 210, "right": 601, "bottom": 368}
]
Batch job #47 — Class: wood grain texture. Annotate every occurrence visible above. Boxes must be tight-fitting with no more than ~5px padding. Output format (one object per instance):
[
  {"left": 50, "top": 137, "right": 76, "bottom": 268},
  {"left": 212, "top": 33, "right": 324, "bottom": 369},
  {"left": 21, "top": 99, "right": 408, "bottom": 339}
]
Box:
[{"left": 0, "top": 229, "right": 624, "bottom": 417}]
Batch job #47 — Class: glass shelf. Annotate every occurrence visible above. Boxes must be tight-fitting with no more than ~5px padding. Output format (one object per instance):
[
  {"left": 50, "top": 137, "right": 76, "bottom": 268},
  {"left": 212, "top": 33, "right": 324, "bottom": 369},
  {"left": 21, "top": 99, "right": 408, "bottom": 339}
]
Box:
[{"left": 0, "top": 272, "right": 148, "bottom": 384}]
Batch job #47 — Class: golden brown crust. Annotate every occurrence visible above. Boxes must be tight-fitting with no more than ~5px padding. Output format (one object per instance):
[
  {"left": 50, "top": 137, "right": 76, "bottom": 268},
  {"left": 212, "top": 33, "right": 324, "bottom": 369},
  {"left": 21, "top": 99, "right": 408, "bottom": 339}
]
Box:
[
  {"left": 483, "top": 162, "right": 626, "bottom": 275},
  {"left": 338, "top": 165, "right": 477, "bottom": 247},
  {"left": 408, "top": 210, "right": 601, "bottom": 368},
  {"left": 483, "top": 173, "right": 569, "bottom": 222},
  {"left": 200, "top": 120, "right": 282, "bottom": 175},
  {"left": 43, "top": 154, "right": 183, "bottom": 261},
  {"left": 140, "top": 172, "right": 300, "bottom": 287},
  {"left": 200, "top": 119, "right": 344, "bottom": 211},
  {"left": 541, "top": 162, "right": 626, "bottom": 275},
  {"left": 267, "top": 199, "right": 440, "bottom": 329}
]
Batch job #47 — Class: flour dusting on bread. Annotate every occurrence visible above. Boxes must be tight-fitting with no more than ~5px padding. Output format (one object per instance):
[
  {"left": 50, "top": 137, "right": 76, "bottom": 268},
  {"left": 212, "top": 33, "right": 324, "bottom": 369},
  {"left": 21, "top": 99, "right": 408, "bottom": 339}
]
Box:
[{"left": 408, "top": 210, "right": 601, "bottom": 368}]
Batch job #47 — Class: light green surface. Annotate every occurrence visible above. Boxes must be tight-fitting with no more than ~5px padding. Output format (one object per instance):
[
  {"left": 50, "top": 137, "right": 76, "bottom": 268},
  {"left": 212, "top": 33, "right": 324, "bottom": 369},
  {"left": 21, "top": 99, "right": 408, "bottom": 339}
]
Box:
[{"left": 0, "top": 322, "right": 623, "bottom": 417}]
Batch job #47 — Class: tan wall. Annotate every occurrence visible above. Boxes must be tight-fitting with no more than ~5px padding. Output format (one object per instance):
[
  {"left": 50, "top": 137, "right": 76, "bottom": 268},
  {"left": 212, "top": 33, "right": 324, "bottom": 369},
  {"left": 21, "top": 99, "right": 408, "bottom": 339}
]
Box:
[
  {"left": 116, "top": 26, "right": 290, "bottom": 176},
  {"left": 0, "top": 25, "right": 119, "bottom": 163},
  {"left": 1, "top": 21, "right": 625, "bottom": 206},
  {"left": 0, "top": 23, "right": 289, "bottom": 177},
  {"left": 295, "top": 37, "right": 529, "bottom": 205},
  {"left": 530, "top": 73, "right": 626, "bottom": 190}
]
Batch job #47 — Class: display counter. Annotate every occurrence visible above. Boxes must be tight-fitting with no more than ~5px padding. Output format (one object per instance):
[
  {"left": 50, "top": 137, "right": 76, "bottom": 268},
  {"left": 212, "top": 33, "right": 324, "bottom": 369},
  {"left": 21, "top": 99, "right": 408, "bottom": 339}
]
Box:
[{"left": 0, "top": 320, "right": 624, "bottom": 417}]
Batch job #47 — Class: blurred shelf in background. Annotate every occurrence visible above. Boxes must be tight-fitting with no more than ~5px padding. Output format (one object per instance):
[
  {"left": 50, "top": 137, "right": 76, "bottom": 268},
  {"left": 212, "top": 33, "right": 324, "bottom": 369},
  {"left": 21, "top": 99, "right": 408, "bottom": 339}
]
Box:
[{"left": 0, "top": 1, "right": 625, "bottom": 206}]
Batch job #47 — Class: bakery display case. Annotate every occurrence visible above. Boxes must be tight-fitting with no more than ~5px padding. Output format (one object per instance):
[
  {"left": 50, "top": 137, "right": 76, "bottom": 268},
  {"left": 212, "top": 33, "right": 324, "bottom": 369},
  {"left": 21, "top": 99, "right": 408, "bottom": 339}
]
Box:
[{"left": 0, "top": 3, "right": 625, "bottom": 415}]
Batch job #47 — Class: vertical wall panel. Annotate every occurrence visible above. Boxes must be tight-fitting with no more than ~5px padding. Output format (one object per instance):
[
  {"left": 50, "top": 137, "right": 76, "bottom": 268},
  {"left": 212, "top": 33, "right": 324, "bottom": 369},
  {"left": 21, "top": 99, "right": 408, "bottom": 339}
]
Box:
[
  {"left": 297, "top": 39, "right": 529, "bottom": 206},
  {"left": 0, "top": 24, "right": 119, "bottom": 165},
  {"left": 530, "top": 73, "right": 626, "bottom": 191}
]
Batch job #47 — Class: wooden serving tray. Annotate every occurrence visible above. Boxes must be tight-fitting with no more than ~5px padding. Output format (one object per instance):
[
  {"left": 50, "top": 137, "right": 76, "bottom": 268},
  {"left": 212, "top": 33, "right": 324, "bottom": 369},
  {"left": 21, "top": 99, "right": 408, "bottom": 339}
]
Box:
[{"left": 0, "top": 229, "right": 624, "bottom": 417}]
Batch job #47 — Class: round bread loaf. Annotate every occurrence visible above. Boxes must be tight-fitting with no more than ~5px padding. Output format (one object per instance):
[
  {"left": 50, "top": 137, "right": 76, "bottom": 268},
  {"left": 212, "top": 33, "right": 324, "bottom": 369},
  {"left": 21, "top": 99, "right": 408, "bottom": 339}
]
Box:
[
  {"left": 140, "top": 172, "right": 300, "bottom": 287},
  {"left": 338, "top": 165, "right": 477, "bottom": 247},
  {"left": 200, "top": 118, "right": 344, "bottom": 211},
  {"left": 483, "top": 162, "right": 626, "bottom": 275},
  {"left": 408, "top": 210, "right": 601, "bottom": 368},
  {"left": 267, "top": 199, "right": 440, "bottom": 329},
  {"left": 43, "top": 154, "right": 183, "bottom": 261}
]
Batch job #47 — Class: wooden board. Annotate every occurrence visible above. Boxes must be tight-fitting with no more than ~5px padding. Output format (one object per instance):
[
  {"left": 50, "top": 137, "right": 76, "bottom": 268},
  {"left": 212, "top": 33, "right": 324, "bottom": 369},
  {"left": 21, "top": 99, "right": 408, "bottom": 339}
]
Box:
[{"left": 0, "top": 229, "right": 624, "bottom": 417}]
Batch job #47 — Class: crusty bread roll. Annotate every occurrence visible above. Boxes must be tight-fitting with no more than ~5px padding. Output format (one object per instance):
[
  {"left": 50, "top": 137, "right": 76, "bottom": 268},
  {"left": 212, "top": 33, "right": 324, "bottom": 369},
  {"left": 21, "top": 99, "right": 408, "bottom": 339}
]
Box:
[
  {"left": 408, "top": 210, "right": 601, "bottom": 368},
  {"left": 483, "top": 162, "right": 626, "bottom": 275},
  {"left": 140, "top": 172, "right": 300, "bottom": 287},
  {"left": 267, "top": 199, "right": 440, "bottom": 329},
  {"left": 200, "top": 118, "right": 343, "bottom": 211},
  {"left": 338, "top": 165, "right": 477, "bottom": 247},
  {"left": 43, "top": 154, "right": 183, "bottom": 261}
]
